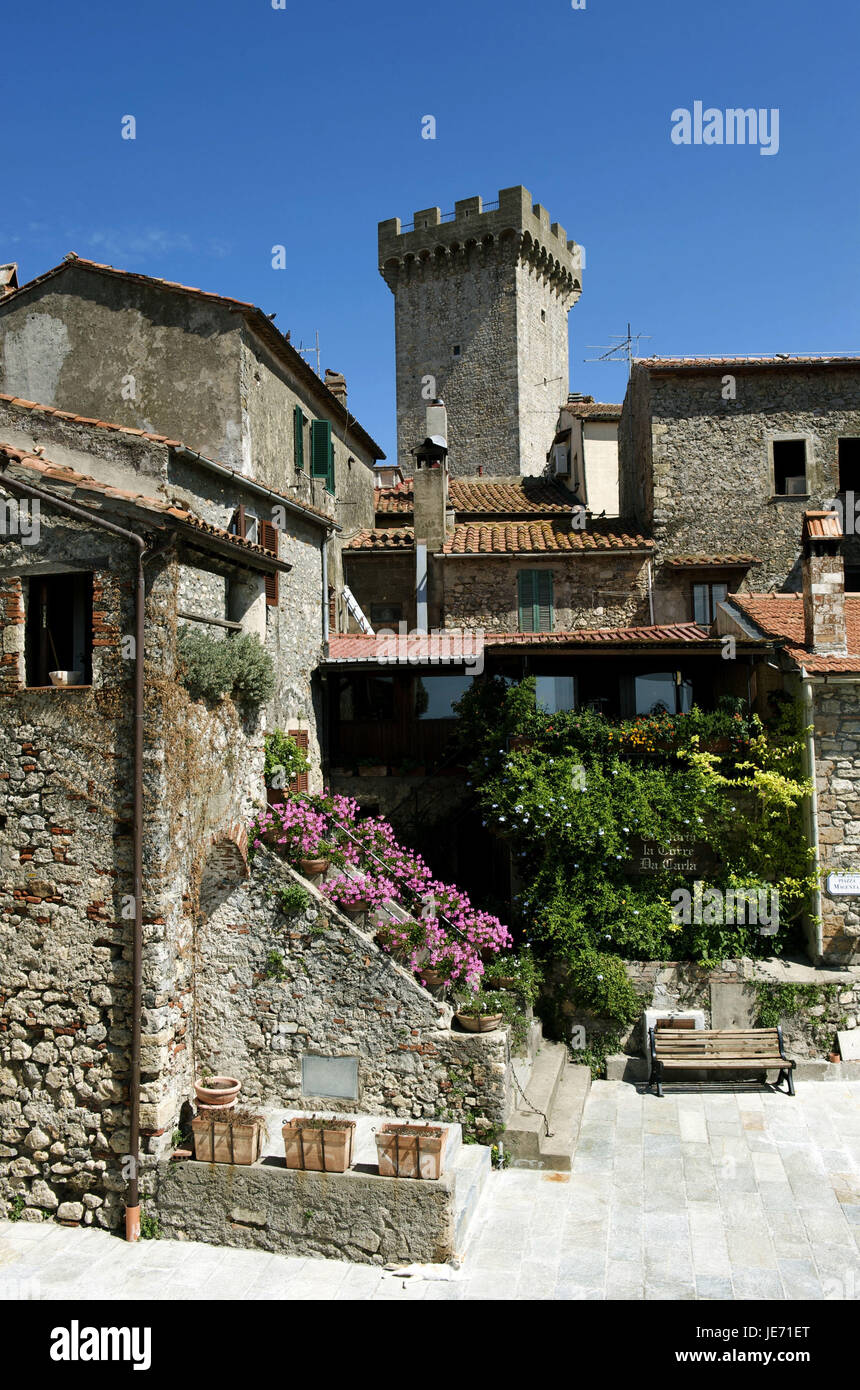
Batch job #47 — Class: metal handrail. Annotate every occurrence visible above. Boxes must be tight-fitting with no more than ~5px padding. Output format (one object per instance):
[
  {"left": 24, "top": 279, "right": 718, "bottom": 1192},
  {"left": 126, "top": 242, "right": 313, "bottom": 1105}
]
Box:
[{"left": 330, "top": 818, "right": 469, "bottom": 943}]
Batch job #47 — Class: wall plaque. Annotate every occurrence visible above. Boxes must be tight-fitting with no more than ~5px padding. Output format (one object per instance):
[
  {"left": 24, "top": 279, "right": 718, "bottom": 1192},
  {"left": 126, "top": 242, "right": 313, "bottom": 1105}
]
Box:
[
  {"left": 826, "top": 872, "right": 860, "bottom": 897},
  {"left": 628, "top": 836, "right": 720, "bottom": 877}
]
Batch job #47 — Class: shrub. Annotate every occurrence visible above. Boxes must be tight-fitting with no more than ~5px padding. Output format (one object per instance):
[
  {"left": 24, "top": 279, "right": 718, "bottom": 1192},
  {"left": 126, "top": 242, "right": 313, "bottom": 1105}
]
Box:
[
  {"left": 277, "top": 883, "right": 311, "bottom": 917},
  {"left": 176, "top": 628, "right": 274, "bottom": 708},
  {"left": 264, "top": 730, "right": 309, "bottom": 787},
  {"left": 566, "top": 950, "right": 641, "bottom": 1029}
]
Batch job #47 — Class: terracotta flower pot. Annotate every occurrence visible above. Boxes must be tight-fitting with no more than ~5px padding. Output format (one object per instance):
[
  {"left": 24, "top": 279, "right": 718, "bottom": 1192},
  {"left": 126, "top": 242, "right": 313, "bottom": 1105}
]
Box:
[
  {"left": 266, "top": 786, "right": 286, "bottom": 807},
  {"left": 375, "top": 1123, "right": 447, "bottom": 1180},
  {"left": 455, "top": 1012, "right": 504, "bottom": 1033},
  {"left": 342, "top": 899, "right": 369, "bottom": 917},
  {"left": 192, "top": 1114, "right": 263, "bottom": 1165},
  {"left": 194, "top": 1076, "right": 240, "bottom": 1107},
  {"left": 298, "top": 856, "right": 330, "bottom": 877},
  {"left": 419, "top": 968, "right": 448, "bottom": 990},
  {"left": 486, "top": 975, "right": 518, "bottom": 991},
  {"left": 282, "top": 1118, "right": 356, "bottom": 1173}
]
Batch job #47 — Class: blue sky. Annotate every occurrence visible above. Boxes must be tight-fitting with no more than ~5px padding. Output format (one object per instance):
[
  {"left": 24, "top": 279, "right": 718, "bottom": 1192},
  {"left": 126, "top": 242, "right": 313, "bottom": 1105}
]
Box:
[{"left": 6, "top": 0, "right": 860, "bottom": 460}]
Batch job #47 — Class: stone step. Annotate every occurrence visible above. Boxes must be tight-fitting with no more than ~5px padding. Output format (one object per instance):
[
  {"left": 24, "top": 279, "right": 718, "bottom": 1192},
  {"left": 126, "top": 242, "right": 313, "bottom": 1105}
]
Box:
[
  {"left": 504, "top": 1046, "right": 591, "bottom": 1170},
  {"left": 452, "top": 1142, "right": 491, "bottom": 1257},
  {"left": 511, "top": 1018, "right": 544, "bottom": 1096}
]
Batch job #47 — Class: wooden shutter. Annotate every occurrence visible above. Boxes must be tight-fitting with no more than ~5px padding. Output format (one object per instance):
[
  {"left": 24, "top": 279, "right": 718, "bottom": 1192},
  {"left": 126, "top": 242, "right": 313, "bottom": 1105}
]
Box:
[
  {"left": 517, "top": 570, "right": 534, "bottom": 632},
  {"left": 311, "top": 420, "right": 331, "bottom": 477},
  {"left": 536, "top": 570, "right": 554, "bottom": 633},
  {"left": 260, "top": 520, "right": 279, "bottom": 606},
  {"left": 234, "top": 504, "right": 247, "bottom": 538},
  {"left": 288, "top": 729, "right": 309, "bottom": 792},
  {"left": 326, "top": 437, "right": 335, "bottom": 495},
  {"left": 294, "top": 405, "right": 304, "bottom": 470}
]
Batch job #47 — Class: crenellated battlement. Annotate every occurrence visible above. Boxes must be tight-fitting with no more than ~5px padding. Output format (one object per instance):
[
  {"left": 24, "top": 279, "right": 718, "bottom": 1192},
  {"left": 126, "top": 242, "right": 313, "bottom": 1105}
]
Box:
[{"left": 379, "top": 186, "right": 582, "bottom": 300}]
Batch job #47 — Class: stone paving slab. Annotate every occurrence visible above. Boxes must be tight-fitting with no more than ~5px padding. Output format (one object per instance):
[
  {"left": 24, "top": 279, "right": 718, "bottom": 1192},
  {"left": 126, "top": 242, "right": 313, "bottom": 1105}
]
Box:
[{"left": 1, "top": 1080, "right": 859, "bottom": 1301}]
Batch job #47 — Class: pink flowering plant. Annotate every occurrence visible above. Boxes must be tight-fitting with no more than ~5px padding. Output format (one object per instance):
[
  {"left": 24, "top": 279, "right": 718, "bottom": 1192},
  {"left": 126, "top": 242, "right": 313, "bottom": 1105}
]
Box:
[{"left": 249, "top": 790, "right": 512, "bottom": 991}]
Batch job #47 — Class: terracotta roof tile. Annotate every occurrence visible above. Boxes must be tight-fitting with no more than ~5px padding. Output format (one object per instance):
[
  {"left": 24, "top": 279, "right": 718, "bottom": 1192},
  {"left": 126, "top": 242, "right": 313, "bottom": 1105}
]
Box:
[
  {"left": 374, "top": 476, "right": 576, "bottom": 517},
  {"left": 343, "top": 526, "right": 414, "bottom": 551},
  {"left": 636, "top": 355, "right": 860, "bottom": 373},
  {"left": 0, "top": 391, "right": 333, "bottom": 528},
  {"left": 326, "top": 622, "right": 712, "bottom": 661},
  {"left": 0, "top": 444, "right": 289, "bottom": 569},
  {"left": 666, "top": 553, "right": 760, "bottom": 568},
  {"left": 730, "top": 593, "right": 860, "bottom": 674},
  {"left": 442, "top": 520, "right": 653, "bottom": 555},
  {"left": 561, "top": 397, "right": 623, "bottom": 420},
  {"left": 802, "top": 509, "right": 842, "bottom": 540}
]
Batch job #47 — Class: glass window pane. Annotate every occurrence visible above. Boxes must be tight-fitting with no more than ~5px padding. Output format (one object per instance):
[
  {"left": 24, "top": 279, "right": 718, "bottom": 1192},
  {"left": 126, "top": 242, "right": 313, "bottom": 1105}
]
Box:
[
  {"left": 692, "top": 584, "right": 710, "bottom": 625},
  {"left": 634, "top": 672, "right": 675, "bottom": 716},
  {"left": 416, "top": 674, "right": 474, "bottom": 719},
  {"left": 536, "top": 675, "right": 576, "bottom": 713}
]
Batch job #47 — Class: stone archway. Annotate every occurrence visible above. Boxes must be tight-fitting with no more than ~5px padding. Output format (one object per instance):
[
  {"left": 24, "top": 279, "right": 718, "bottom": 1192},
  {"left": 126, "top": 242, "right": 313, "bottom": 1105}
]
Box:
[{"left": 199, "top": 822, "right": 249, "bottom": 918}]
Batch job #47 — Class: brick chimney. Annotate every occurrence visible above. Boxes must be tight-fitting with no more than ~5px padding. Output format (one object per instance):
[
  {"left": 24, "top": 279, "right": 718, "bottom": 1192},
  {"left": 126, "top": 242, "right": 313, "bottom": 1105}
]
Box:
[
  {"left": 324, "top": 368, "right": 347, "bottom": 406},
  {"left": 802, "top": 509, "right": 847, "bottom": 654},
  {"left": 0, "top": 264, "right": 18, "bottom": 298}
]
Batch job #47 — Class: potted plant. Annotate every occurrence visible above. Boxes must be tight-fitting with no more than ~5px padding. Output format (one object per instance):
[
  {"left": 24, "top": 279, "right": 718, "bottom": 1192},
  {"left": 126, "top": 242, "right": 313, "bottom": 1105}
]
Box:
[
  {"left": 282, "top": 1115, "right": 356, "bottom": 1173},
  {"left": 397, "top": 757, "right": 426, "bottom": 777},
  {"left": 374, "top": 918, "right": 428, "bottom": 964},
  {"left": 194, "top": 1075, "right": 241, "bottom": 1107},
  {"left": 358, "top": 758, "right": 387, "bottom": 777},
  {"left": 375, "top": 1122, "right": 447, "bottom": 1180},
  {"left": 192, "top": 1108, "right": 266, "bottom": 1165},
  {"left": 298, "top": 839, "right": 334, "bottom": 877},
  {"left": 454, "top": 994, "right": 504, "bottom": 1033}
]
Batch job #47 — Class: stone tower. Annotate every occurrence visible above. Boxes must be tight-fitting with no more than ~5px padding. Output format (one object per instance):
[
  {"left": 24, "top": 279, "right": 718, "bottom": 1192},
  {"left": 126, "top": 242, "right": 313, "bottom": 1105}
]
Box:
[{"left": 378, "top": 186, "right": 582, "bottom": 477}]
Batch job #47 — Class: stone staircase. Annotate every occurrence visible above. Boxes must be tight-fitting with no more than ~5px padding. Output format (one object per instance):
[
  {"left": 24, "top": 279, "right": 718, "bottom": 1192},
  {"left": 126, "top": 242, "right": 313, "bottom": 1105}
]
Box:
[{"left": 503, "top": 1021, "right": 591, "bottom": 1170}]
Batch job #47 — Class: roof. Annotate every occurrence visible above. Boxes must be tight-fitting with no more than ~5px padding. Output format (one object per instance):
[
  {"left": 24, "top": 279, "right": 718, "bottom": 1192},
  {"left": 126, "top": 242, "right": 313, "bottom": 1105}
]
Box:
[
  {"left": 635, "top": 355, "right": 860, "bottom": 374},
  {"left": 0, "top": 391, "right": 334, "bottom": 529},
  {"left": 802, "top": 510, "right": 842, "bottom": 541},
  {"left": 344, "top": 520, "right": 653, "bottom": 555},
  {"left": 561, "top": 396, "right": 623, "bottom": 421},
  {"left": 729, "top": 593, "right": 860, "bottom": 674},
  {"left": 665, "top": 553, "right": 760, "bottom": 569},
  {"left": 374, "top": 476, "right": 576, "bottom": 517},
  {"left": 0, "top": 445, "right": 291, "bottom": 571},
  {"left": 2, "top": 255, "right": 385, "bottom": 460},
  {"left": 326, "top": 622, "right": 715, "bottom": 663}
]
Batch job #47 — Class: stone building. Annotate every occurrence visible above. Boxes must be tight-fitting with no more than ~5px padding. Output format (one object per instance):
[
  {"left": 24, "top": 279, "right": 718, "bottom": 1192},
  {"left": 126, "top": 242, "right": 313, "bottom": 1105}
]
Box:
[
  {"left": 551, "top": 395, "right": 622, "bottom": 518},
  {"left": 378, "top": 187, "right": 582, "bottom": 477},
  {"left": 619, "top": 355, "right": 860, "bottom": 625},
  {"left": 0, "top": 254, "right": 386, "bottom": 633}
]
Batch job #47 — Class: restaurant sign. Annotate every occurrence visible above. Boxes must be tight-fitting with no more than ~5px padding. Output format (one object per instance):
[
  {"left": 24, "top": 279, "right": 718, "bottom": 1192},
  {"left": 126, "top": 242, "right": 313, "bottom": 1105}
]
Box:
[{"left": 628, "top": 836, "right": 721, "bottom": 877}]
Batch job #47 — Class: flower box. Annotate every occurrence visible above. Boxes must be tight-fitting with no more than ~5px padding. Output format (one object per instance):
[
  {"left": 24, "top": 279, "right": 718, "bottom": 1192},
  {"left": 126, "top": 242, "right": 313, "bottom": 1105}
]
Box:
[
  {"left": 375, "top": 1123, "right": 447, "bottom": 1180},
  {"left": 282, "top": 1117, "right": 356, "bottom": 1173},
  {"left": 192, "top": 1113, "right": 263, "bottom": 1166},
  {"left": 358, "top": 765, "right": 387, "bottom": 778}
]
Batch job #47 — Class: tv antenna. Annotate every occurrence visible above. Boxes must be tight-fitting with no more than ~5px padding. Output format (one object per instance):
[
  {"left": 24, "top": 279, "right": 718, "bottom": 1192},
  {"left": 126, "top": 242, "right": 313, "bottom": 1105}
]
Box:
[
  {"left": 585, "top": 323, "right": 651, "bottom": 375},
  {"left": 296, "top": 330, "right": 321, "bottom": 377}
]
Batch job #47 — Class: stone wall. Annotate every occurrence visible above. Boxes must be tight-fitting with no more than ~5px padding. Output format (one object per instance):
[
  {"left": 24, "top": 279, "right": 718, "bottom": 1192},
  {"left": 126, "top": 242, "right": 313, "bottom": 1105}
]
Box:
[
  {"left": 194, "top": 853, "right": 511, "bottom": 1134},
  {"left": 440, "top": 555, "right": 651, "bottom": 631},
  {"left": 813, "top": 680, "right": 860, "bottom": 960},
  {"left": 620, "top": 364, "right": 860, "bottom": 589}
]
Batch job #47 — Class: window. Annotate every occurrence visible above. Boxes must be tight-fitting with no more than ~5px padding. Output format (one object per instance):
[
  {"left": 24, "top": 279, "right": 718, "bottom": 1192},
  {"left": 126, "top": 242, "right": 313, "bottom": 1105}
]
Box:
[
  {"left": 338, "top": 674, "right": 395, "bottom": 721},
  {"left": 838, "top": 438, "right": 860, "bottom": 493},
  {"left": 452, "top": 345, "right": 461, "bottom": 357},
  {"left": 311, "top": 419, "right": 335, "bottom": 495},
  {"left": 540, "top": 309, "right": 546, "bottom": 322},
  {"left": 692, "top": 581, "right": 728, "bottom": 625},
  {"left": 518, "top": 570, "right": 554, "bottom": 633},
  {"left": 415, "top": 674, "right": 473, "bottom": 719},
  {"left": 231, "top": 506, "right": 260, "bottom": 545},
  {"left": 634, "top": 672, "right": 693, "bottom": 716},
  {"left": 536, "top": 675, "right": 576, "bottom": 713},
  {"left": 260, "top": 520, "right": 280, "bottom": 606},
  {"left": 845, "top": 567, "right": 860, "bottom": 593},
  {"left": 772, "top": 438, "right": 808, "bottom": 495},
  {"left": 293, "top": 405, "right": 305, "bottom": 471},
  {"left": 370, "top": 602, "right": 402, "bottom": 626},
  {"left": 25, "top": 572, "right": 93, "bottom": 687}
]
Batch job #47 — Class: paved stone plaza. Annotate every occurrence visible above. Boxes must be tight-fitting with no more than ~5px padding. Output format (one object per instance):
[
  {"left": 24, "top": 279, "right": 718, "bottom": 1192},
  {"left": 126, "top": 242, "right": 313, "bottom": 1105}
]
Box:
[{"left": 1, "top": 1080, "right": 858, "bottom": 1302}]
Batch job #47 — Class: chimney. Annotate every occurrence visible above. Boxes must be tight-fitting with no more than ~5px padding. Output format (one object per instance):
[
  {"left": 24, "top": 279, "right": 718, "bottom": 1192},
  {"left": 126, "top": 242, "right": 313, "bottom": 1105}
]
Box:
[
  {"left": 412, "top": 400, "right": 448, "bottom": 551},
  {"left": 324, "top": 368, "right": 347, "bottom": 406},
  {"left": 0, "top": 264, "right": 19, "bottom": 298},
  {"left": 802, "top": 509, "right": 847, "bottom": 654}
]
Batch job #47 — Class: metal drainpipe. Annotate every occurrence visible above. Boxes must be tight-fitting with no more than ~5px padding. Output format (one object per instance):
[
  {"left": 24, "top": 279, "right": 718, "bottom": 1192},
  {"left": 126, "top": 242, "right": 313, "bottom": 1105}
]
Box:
[
  {"left": 322, "top": 539, "right": 329, "bottom": 644},
  {"left": 801, "top": 668, "right": 823, "bottom": 958},
  {"left": 0, "top": 465, "right": 158, "bottom": 1242}
]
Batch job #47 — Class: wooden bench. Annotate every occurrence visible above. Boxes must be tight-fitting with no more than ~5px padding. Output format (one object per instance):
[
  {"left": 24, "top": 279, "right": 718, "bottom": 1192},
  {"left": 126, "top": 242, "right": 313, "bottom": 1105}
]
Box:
[{"left": 648, "top": 1026, "right": 796, "bottom": 1097}]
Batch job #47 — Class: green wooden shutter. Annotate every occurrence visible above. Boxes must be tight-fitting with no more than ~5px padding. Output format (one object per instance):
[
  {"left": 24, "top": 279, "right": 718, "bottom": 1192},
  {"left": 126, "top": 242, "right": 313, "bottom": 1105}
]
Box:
[
  {"left": 536, "top": 570, "right": 554, "bottom": 632},
  {"left": 294, "top": 405, "right": 304, "bottom": 470},
  {"left": 518, "top": 571, "right": 535, "bottom": 632},
  {"left": 326, "top": 437, "right": 335, "bottom": 495},
  {"left": 311, "top": 419, "right": 331, "bottom": 477}
]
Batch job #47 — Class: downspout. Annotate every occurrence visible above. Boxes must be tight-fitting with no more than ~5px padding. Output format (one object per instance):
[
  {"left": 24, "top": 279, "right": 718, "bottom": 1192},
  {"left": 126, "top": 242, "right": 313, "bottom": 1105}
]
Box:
[
  {"left": 800, "top": 668, "right": 823, "bottom": 959},
  {"left": 646, "top": 559, "right": 655, "bottom": 626},
  {"left": 0, "top": 465, "right": 155, "bottom": 1242},
  {"left": 322, "top": 538, "right": 329, "bottom": 644}
]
